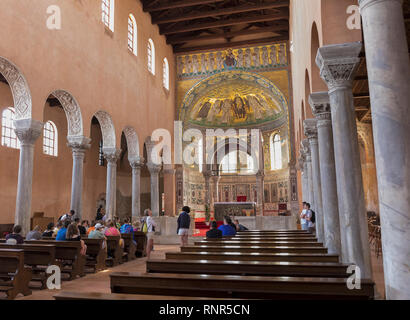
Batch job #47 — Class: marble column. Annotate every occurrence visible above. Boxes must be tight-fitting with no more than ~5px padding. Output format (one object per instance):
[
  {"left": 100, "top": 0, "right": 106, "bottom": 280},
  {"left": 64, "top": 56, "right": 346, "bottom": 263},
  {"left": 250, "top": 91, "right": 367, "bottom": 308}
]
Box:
[
  {"left": 129, "top": 157, "right": 144, "bottom": 221},
  {"left": 302, "top": 139, "right": 314, "bottom": 209},
  {"left": 317, "top": 42, "right": 372, "bottom": 279},
  {"left": 148, "top": 164, "right": 161, "bottom": 217},
  {"left": 211, "top": 175, "right": 220, "bottom": 205},
  {"left": 67, "top": 136, "right": 91, "bottom": 220},
  {"left": 310, "top": 92, "right": 342, "bottom": 256},
  {"left": 359, "top": 0, "right": 410, "bottom": 299},
  {"left": 203, "top": 170, "right": 211, "bottom": 208},
  {"left": 299, "top": 154, "right": 309, "bottom": 203},
  {"left": 103, "top": 148, "right": 121, "bottom": 220},
  {"left": 256, "top": 171, "right": 264, "bottom": 216},
  {"left": 163, "top": 165, "right": 176, "bottom": 216},
  {"left": 14, "top": 119, "right": 43, "bottom": 235},
  {"left": 304, "top": 119, "right": 324, "bottom": 243}
]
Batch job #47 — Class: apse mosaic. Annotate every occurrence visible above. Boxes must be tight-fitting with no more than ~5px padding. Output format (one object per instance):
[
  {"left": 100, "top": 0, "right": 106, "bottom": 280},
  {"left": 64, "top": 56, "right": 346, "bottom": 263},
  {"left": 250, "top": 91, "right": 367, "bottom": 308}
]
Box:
[
  {"left": 177, "top": 43, "right": 287, "bottom": 80},
  {"left": 180, "top": 71, "right": 288, "bottom": 128}
]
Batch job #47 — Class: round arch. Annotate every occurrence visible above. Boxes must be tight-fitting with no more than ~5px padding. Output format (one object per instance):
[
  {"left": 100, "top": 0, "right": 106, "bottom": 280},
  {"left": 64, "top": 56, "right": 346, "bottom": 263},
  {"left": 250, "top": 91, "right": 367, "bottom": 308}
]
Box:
[
  {"left": 123, "top": 126, "right": 140, "bottom": 160},
  {"left": 304, "top": 69, "right": 314, "bottom": 119},
  {"left": 0, "top": 56, "right": 32, "bottom": 120},
  {"left": 93, "top": 110, "right": 116, "bottom": 148},
  {"left": 310, "top": 22, "right": 327, "bottom": 91}
]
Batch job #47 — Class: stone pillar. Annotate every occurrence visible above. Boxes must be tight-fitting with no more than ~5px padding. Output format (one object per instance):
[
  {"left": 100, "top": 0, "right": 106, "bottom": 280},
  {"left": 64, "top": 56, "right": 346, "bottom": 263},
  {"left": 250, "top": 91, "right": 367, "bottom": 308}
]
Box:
[
  {"left": 163, "top": 165, "right": 176, "bottom": 216},
  {"left": 304, "top": 119, "right": 324, "bottom": 243},
  {"left": 203, "top": 171, "right": 211, "bottom": 208},
  {"left": 298, "top": 153, "right": 309, "bottom": 203},
  {"left": 67, "top": 136, "right": 91, "bottom": 220},
  {"left": 317, "top": 42, "right": 372, "bottom": 278},
  {"left": 14, "top": 119, "right": 43, "bottom": 235},
  {"left": 256, "top": 171, "right": 264, "bottom": 216},
  {"left": 211, "top": 175, "right": 220, "bottom": 205},
  {"left": 310, "top": 92, "right": 342, "bottom": 256},
  {"left": 103, "top": 148, "right": 121, "bottom": 220},
  {"left": 359, "top": 0, "right": 410, "bottom": 299},
  {"left": 148, "top": 164, "right": 161, "bottom": 217},
  {"left": 302, "top": 139, "right": 314, "bottom": 209},
  {"left": 129, "top": 157, "right": 144, "bottom": 221}
]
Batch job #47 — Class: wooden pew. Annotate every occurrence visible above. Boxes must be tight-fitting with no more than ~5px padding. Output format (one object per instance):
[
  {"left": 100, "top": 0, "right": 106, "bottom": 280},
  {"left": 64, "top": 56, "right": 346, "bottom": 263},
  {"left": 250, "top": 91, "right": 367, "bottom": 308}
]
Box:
[
  {"left": 54, "top": 291, "right": 233, "bottom": 300},
  {"left": 106, "top": 236, "right": 126, "bottom": 267},
  {"left": 166, "top": 251, "right": 339, "bottom": 263},
  {"left": 0, "top": 249, "right": 32, "bottom": 299},
  {"left": 147, "top": 259, "right": 349, "bottom": 278},
  {"left": 83, "top": 239, "right": 106, "bottom": 273},
  {"left": 238, "top": 230, "right": 310, "bottom": 234},
  {"left": 25, "top": 240, "right": 86, "bottom": 280},
  {"left": 133, "top": 231, "right": 147, "bottom": 257},
  {"left": 195, "top": 241, "right": 324, "bottom": 247},
  {"left": 121, "top": 233, "right": 136, "bottom": 261},
  {"left": 225, "top": 236, "right": 317, "bottom": 241},
  {"left": 181, "top": 245, "right": 328, "bottom": 254},
  {"left": 110, "top": 272, "right": 375, "bottom": 300},
  {"left": 0, "top": 243, "right": 57, "bottom": 289}
]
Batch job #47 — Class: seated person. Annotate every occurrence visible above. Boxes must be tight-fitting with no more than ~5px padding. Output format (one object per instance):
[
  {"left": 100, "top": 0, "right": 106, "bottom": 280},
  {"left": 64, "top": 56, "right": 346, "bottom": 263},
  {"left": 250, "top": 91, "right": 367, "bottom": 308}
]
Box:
[
  {"left": 26, "top": 225, "right": 42, "bottom": 240},
  {"left": 56, "top": 220, "right": 71, "bottom": 241},
  {"left": 66, "top": 223, "right": 87, "bottom": 255},
  {"left": 105, "top": 221, "right": 121, "bottom": 236},
  {"left": 120, "top": 217, "right": 133, "bottom": 234},
  {"left": 74, "top": 218, "right": 86, "bottom": 235},
  {"left": 233, "top": 219, "right": 248, "bottom": 231},
  {"left": 53, "top": 221, "right": 63, "bottom": 237},
  {"left": 5, "top": 225, "right": 24, "bottom": 244},
  {"left": 206, "top": 221, "right": 223, "bottom": 239},
  {"left": 218, "top": 216, "right": 237, "bottom": 236},
  {"left": 88, "top": 223, "right": 106, "bottom": 240},
  {"left": 114, "top": 216, "right": 121, "bottom": 230},
  {"left": 42, "top": 223, "right": 55, "bottom": 238},
  {"left": 86, "top": 220, "right": 97, "bottom": 236}
]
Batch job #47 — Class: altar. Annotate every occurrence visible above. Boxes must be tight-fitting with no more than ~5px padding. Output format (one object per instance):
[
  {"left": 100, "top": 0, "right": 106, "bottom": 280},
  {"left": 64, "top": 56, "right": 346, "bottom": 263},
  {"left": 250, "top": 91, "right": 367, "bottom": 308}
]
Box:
[{"left": 213, "top": 202, "right": 256, "bottom": 221}]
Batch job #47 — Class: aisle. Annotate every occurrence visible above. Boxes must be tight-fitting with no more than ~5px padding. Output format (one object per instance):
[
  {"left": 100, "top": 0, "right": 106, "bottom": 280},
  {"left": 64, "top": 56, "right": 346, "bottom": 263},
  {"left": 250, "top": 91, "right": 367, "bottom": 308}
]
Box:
[{"left": 17, "top": 245, "right": 179, "bottom": 300}]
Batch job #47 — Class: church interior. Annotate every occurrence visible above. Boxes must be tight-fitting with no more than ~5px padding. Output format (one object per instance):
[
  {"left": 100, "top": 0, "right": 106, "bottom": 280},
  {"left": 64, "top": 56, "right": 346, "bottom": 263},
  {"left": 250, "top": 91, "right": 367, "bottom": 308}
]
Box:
[{"left": 0, "top": 0, "right": 409, "bottom": 301}]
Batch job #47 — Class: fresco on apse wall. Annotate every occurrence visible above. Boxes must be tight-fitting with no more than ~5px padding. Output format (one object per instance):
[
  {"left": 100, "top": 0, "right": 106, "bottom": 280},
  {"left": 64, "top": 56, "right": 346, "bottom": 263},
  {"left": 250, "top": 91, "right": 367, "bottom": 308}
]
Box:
[{"left": 177, "top": 43, "right": 288, "bottom": 80}]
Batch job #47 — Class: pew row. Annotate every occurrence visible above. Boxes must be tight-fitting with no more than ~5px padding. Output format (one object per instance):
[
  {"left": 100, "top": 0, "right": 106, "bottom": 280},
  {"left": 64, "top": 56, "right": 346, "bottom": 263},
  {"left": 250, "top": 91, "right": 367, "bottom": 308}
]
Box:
[
  {"left": 195, "top": 241, "right": 323, "bottom": 247},
  {"left": 181, "top": 245, "right": 328, "bottom": 254},
  {"left": 0, "top": 249, "right": 32, "bottom": 299},
  {"left": 110, "top": 272, "right": 375, "bottom": 300},
  {"left": 82, "top": 239, "right": 106, "bottom": 273}
]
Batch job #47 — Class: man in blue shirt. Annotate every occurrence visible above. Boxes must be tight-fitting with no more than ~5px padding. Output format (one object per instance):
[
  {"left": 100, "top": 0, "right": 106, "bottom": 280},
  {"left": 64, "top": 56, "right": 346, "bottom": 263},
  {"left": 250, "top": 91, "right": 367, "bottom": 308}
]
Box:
[
  {"left": 218, "top": 216, "right": 236, "bottom": 236},
  {"left": 56, "top": 220, "right": 71, "bottom": 241}
]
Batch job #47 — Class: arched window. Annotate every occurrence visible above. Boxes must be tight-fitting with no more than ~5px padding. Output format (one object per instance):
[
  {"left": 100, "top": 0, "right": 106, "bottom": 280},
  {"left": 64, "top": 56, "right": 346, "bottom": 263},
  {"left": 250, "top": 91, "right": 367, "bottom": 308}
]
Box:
[
  {"left": 147, "top": 38, "right": 155, "bottom": 75},
  {"left": 220, "top": 150, "right": 255, "bottom": 174},
  {"left": 1, "top": 107, "right": 20, "bottom": 149},
  {"left": 127, "top": 14, "right": 137, "bottom": 55},
  {"left": 102, "top": 0, "right": 115, "bottom": 32},
  {"left": 163, "top": 58, "right": 169, "bottom": 90},
  {"left": 43, "top": 121, "right": 58, "bottom": 157},
  {"left": 270, "top": 134, "right": 282, "bottom": 170}
]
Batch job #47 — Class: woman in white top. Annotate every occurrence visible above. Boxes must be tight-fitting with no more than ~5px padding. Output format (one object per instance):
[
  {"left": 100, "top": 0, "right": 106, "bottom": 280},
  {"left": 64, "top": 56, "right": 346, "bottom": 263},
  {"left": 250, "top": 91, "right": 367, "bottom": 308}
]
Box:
[{"left": 144, "top": 208, "right": 157, "bottom": 259}]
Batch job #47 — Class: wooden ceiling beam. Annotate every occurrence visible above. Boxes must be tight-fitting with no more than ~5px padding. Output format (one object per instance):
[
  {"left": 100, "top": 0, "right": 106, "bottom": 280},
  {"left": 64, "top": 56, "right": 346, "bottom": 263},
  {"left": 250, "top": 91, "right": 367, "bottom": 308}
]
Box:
[
  {"left": 174, "top": 35, "right": 289, "bottom": 54},
  {"left": 154, "top": 0, "right": 289, "bottom": 25},
  {"left": 167, "top": 24, "right": 289, "bottom": 44},
  {"left": 144, "top": 0, "right": 225, "bottom": 12},
  {"left": 161, "top": 12, "right": 289, "bottom": 35}
]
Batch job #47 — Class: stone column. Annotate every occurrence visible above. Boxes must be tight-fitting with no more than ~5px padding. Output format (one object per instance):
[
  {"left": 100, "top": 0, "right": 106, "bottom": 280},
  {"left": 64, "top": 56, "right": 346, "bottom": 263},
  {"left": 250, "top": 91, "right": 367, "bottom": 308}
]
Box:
[
  {"left": 359, "top": 0, "right": 410, "bottom": 299},
  {"left": 103, "top": 148, "right": 121, "bottom": 220},
  {"left": 67, "top": 136, "right": 91, "bottom": 220},
  {"left": 310, "top": 92, "right": 342, "bottom": 256},
  {"left": 298, "top": 153, "right": 309, "bottom": 203},
  {"left": 163, "top": 165, "right": 176, "bottom": 216},
  {"left": 256, "top": 171, "right": 264, "bottom": 216},
  {"left": 211, "top": 175, "right": 220, "bottom": 204},
  {"left": 304, "top": 119, "right": 324, "bottom": 243},
  {"left": 203, "top": 170, "right": 211, "bottom": 208},
  {"left": 317, "top": 42, "right": 372, "bottom": 278},
  {"left": 302, "top": 139, "right": 314, "bottom": 209},
  {"left": 14, "top": 119, "right": 43, "bottom": 235},
  {"left": 148, "top": 164, "right": 161, "bottom": 217},
  {"left": 129, "top": 157, "right": 144, "bottom": 221}
]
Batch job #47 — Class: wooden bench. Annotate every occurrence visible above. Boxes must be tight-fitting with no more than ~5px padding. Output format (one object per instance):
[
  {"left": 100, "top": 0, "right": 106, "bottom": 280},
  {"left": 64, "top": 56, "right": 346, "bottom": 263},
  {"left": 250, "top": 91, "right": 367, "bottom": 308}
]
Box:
[
  {"left": 106, "top": 236, "right": 126, "bottom": 267},
  {"left": 147, "top": 259, "right": 350, "bottom": 278},
  {"left": 227, "top": 236, "right": 317, "bottom": 241},
  {"left": 195, "top": 241, "right": 323, "bottom": 247},
  {"left": 133, "top": 231, "right": 147, "bottom": 257},
  {"left": 83, "top": 238, "right": 106, "bottom": 273},
  {"left": 181, "top": 245, "right": 328, "bottom": 254},
  {"left": 166, "top": 251, "right": 339, "bottom": 263},
  {"left": 25, "top": 240, "right": 86, "bottom": 280},
  {"left": 0, "top": 243, "right": 57, "bottom": 289},
  {"left": 238, "top": 230, "right": 311, "bottom": 234},
  {"left": 0, "top": 249, "right": 32, "bottom": 299},
  {"left": 121, "top": 233, "right": 136, "bottom": 261},
  {"left": 110, "top": 272, "right": 375, "bottom": 300},
  {"left": 54, "top": 291, "right": 233, "bottom": 300}
]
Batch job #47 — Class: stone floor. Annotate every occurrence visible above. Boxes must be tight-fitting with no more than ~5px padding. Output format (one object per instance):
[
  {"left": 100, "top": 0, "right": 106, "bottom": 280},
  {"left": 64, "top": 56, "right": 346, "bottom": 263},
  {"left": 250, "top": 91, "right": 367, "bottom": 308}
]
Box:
[{"left": 15, "top": 244, "right": 385, "bottom": 300}]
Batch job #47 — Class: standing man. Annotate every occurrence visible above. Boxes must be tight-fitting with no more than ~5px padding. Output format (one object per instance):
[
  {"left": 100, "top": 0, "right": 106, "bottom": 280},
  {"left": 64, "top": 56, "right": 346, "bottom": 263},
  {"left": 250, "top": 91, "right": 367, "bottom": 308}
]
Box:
[
  {"left": 300, "top": 202, "right": 308, "bottom": 231},
  {"left": 177, "top": 206, "right": 191, "bottom": 247}
]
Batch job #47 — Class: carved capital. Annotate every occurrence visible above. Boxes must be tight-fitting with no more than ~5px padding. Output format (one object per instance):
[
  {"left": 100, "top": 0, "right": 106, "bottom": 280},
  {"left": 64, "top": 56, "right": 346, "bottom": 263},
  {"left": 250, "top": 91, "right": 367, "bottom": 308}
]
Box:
[
  {"left": 129, "top": 156, "right": 144, "bottom": 170},
  {"left": 67, "top": 135, "right": 91, "bottom": 151},
  {"left": 309, "top": 92, "right": 332, "bottom": 121},
  {"left": 316, "top": 42, "right": 362, "bottom": 91},
  {"left": 148, "top": 164, "right": 162, "bottom": 175},
  {"left": 301, "top": 139, "right": 311, "bottom": 161},
  {"left": 14, "top": 119, "right": 43, "bottom": 146},
  {"left": 103, "top": 147, "right": 121, "bottom": 164},
  {"left": 303, "top": 119, "right": 318, "bottom": 140}
]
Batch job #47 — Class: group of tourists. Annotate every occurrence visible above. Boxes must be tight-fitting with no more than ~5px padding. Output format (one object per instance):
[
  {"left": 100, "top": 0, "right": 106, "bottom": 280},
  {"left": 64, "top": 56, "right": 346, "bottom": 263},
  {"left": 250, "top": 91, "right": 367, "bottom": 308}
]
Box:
[{"left": 206, "top": 216, "right": 248, "bottom": 239}]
